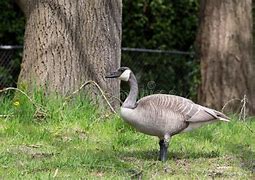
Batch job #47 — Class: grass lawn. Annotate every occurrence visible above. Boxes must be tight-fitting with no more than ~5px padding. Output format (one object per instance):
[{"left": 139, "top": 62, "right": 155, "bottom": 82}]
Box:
[{"left": 0, "top": 93, "right": 254, "bottom": 179}]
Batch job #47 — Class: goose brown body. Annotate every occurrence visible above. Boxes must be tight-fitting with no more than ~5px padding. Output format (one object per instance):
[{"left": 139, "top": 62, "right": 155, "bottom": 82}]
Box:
[
  {"left": 106, "top": 67, "right": 229, "bottom": 161},
  {"left": 120, "top": 94, "right": 229, "bottom": 139}
]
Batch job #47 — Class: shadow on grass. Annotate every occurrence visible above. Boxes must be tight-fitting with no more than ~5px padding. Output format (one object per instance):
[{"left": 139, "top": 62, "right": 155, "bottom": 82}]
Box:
[
  {"left": 226, "top": 142, "right": 255, "bottom": 174},
  {"left": 120, "top": 148, "right": 221, "bottom": 161}
]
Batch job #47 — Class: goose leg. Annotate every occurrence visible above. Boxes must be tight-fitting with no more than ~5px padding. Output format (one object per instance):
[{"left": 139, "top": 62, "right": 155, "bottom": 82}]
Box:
[
  {"left": 159, "top": 135, "right": 170, "bottom": 162},
  {"left": 159, "top": 139, "right": 166, "bottom": 161}
]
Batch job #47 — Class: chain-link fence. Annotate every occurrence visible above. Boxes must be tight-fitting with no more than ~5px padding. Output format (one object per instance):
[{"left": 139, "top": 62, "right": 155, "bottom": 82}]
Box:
[
  {"left": 0, "top": 45, "right": 22, "bottom": 89},
  {"left": 121, "top": 48, "right": 198, "bottom": 100},
  {"left": 0, "top": 46, "right": 198, "bottom": 99}
]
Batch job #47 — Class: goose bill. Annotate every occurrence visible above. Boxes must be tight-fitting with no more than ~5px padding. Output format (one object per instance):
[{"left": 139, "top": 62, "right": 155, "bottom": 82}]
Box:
[{"left": 105, "top": 71, "right": 121, "bottom": 78}]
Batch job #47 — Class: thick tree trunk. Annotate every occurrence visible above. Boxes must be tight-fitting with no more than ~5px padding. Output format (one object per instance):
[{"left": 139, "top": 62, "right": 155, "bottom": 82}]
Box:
[
  {"left": 16, "top": 0, "right": 121, "bottom": 108},
  {"left": 196, "top": 0, "right": 255, "bottom": 115}
]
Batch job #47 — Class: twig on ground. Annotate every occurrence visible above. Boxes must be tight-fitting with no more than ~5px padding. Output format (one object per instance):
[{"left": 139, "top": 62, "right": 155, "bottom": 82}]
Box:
[
  {"left": 0, "top": 87, "right": 35, "bottom": 106},
  {"left": 1, "top": 81, "right": 116, "bottom": 116},
  {"left": 221, "top": 98, "right": 241, "bottom": 113},
  {"left": 0, "top": 114, "right": 14, "bottom": 118},
  {"left": 130, "top": 169, "right": 143, "bottom": 180},
  {"left": 64, "top": 80, "right": 116, "bottom": 114},
  {"left": 221, "top": 95, "right": 254, "bottom": 134},
  {"left": 0, "top": 87, "right": 47, "bottom": 120},
  {"left": 53, "top": 168, "right": 59, "bottom": 178},
  {"left": 109, "top": 95, "right": 123, "bottom": 104},
  {"left": 239, "top": 95, "right": 247, "bottom": 121},
  {"left": 221, "top": 95, "right": 248, "bottom": 121},
  {"left": 244, "top": 124, "right": 254, "bottom": 134}
]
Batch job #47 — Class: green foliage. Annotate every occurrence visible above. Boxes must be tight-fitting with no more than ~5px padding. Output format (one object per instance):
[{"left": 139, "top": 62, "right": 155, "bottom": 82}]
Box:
[
  {"left": 122, "top": 0, "right": 200, "bottom": 99},
  {"left": 0, "top": 0, "right": 200, "bottom": 99},
  {"left": 122, "top": 0, "right": 199, "bottom": 50},
  {"left": 0, "top": 0, "right": 25, "bottom": 44},
  {"left": 0, "top": 94, "right": 254, "bottom": 178},
  {"left": 1, "top": 0, "right": 199, "bottom": 49},
  {"left": 0, "top": 0, "right": 24, "bottom": 88},
  {"left": 122, "top": 52, "right": 199, "bottom": 99}
]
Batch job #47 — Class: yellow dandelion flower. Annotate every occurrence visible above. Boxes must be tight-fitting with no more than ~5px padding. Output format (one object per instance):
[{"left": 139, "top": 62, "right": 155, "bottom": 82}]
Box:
[{"left": 13, "top": 101, "right": 20, "bottom": 106}]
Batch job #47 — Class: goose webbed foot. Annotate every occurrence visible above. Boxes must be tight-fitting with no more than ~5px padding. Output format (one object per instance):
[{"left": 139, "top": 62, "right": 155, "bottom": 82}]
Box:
[{"left": 159, "top": 136, "right": 170, "bottom": 162}]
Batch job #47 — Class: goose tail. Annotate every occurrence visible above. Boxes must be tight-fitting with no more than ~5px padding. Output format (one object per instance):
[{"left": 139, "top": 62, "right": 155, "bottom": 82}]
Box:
[
  {"left": 214, "top": 110, "right": 230, "bottom": 122},
  {"left": 203, "top": 106, "right": 230, "bottom": 122}
]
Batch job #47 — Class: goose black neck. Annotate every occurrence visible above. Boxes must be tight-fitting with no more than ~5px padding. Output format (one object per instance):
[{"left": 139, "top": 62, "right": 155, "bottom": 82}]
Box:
[{"left": 123, "top": 72, "right": 138, "bottom": 109}]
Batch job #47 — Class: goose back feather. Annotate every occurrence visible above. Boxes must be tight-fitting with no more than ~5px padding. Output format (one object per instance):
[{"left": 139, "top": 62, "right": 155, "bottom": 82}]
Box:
[{"left": 120, "top": 94, "right": 229, "bottom": 138}]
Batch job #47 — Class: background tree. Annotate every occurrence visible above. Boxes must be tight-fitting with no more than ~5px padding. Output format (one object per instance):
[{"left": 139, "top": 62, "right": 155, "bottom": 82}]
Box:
[
  {"left": 122, "top": 0, "right": 199, "bottom": 99},
  {"left": 15, "top": 0, "right": 122, "bottom": 107},
  {"left": 1, "top": 0, "right": 200, "bottom": 100},
  {"left": 196, "top": 0, "right": 255, "bottom": 114}
]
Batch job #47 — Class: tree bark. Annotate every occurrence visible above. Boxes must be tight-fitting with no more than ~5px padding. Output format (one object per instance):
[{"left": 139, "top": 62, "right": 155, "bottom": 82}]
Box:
[
  {"left": 196, "top": 0, "right": 255, "bottom": 115},
  {"left": 16, "top": 0, "right": 121, "bottom": 108}
]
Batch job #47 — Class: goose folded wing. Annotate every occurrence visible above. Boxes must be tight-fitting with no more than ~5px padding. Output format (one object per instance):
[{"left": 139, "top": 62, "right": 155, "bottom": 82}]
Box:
[{"left": 172, "top": 96, "right": 230, "bottom": 123}]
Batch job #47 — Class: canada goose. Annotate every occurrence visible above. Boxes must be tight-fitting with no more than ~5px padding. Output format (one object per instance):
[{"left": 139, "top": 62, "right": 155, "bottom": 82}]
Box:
[{"left": 106, "top": 67, "right": 230, "bottom": 162}]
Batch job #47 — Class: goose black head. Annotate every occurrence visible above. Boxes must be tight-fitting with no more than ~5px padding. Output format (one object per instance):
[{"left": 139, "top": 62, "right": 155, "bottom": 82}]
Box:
[{"left": 105, "top": 67, "right": 131, "bottom": 81}]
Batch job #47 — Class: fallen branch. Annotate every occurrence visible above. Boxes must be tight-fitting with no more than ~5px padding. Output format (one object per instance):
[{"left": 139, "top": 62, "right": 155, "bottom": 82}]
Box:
[
  {"left": 0, "top": 114, "right": 14, "bottom": 118},
  {"left": 0, "top": 82, "right": 116, "bottom": 118},
  {"left": 221, "top": 95, "right": 249, "bottom": 121},
  {"left": 239, "top": 95, "right": 247, "bottom": 121},
  {"left": 0, "top": 87, "right": 47, "bottom": 120},
  {"left": 221, "top": 95, "right": 254, "bottom": 134},
  {"left": 244, "top": 123, "right": 254, "bottom": 134},
  {"left": 64, "top": 80, "right": 116, "bottom": 114},
  {"left": 0, "top": 87, "right": 36, "bottom": 106},
  {"left": 130, "top": 169, "right": 143, "bottom": 180},
  {"left": 53, "top": 168, "right": 59, "bottom": 178},
  {"left": 109, "top": 95, "right": 123, "bottom": 104},
  {"left": 221, "top": 98, "right": 241, "bottom": 113}
]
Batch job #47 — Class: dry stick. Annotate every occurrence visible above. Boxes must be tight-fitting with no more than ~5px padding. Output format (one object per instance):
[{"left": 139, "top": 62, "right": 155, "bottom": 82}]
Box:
[
  {"left": 130, "top": 170, "right": 143, "bottom": 179},
  {"left": 221, "top": 95, "right": 254, "bottom": 134},
  {"left": 221, "top": 95, "right": 248, "bottom": 121},
  {"left": 1, "top": 82, "right": 116, "bottom": 119},
  {"left": 240, "top": 95, "right": 254, "bottom": 133},
  {"left": 221, "top": 98, "right": 241, "bottom": 113},
  {"left": 0, "top": 114, "right": 14, "bottom": 118},
  {"left": 239, "top": 94, "right": 247, "bottom": 121},
  {"left": 64, "top": 80, "right": 116, "bottom": 114},
  {"left": 109, "top": 95, "right": 123, "bottom": 104},
  {"left": 0, "top": 87, "right": 47, "bottom": 118},
  {"left": 0, "top": 87, "right": 36, "bottom": 106},
  {"left": 129, "top": 162, "right": 157, "bottom": 179},
  {"left": 244, "top": 123, "right": 254, "bottom": 133},
  {"left": 53, "top": 168, "right": 59, "bottom": 178}
]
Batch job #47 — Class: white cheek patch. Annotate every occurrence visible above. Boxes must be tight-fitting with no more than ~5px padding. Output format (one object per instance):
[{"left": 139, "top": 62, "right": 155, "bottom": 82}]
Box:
[{"left": 119, "top": 70, "right": 131, "bottom": 81}]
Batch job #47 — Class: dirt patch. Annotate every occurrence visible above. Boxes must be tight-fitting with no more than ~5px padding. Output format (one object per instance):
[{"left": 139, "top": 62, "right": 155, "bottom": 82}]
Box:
[{"left": 10, "top": 144, "right": 55, "bottom": 159}]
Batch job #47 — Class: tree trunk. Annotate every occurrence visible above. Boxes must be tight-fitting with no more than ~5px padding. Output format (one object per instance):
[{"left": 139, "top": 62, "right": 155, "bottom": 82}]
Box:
[
  {"left": 16, "top": 0, "right": 122, "bottom": 108},
  {"left": 196, "top": 0, "right": 255, "bottom": 115}
]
